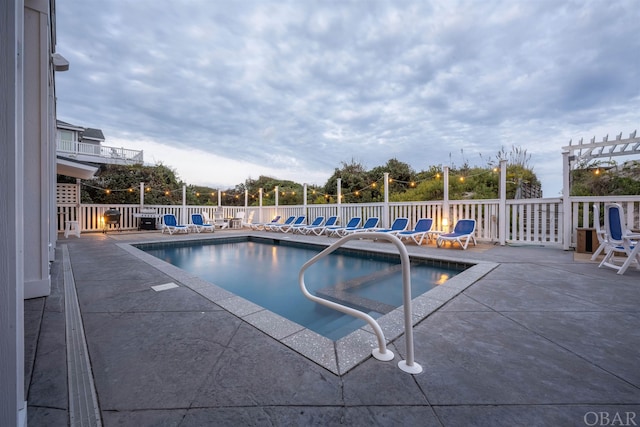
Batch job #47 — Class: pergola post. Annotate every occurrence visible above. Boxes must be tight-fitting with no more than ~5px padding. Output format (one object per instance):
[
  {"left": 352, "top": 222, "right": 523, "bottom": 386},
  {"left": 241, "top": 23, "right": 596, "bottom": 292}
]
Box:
[{"left": 562, "top": 151, "right": 572, "bottom": 250}]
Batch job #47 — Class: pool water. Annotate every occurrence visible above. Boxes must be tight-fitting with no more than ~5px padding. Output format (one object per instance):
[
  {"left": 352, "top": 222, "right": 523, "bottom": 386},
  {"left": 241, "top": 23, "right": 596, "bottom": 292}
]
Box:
[{"left": 143, "top": 239, "right": 461, "bottom": 340}]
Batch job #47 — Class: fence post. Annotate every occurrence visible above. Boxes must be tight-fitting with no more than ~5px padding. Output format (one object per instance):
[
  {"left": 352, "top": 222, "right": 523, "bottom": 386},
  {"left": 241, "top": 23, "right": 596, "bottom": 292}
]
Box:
[
  {"left": 303, "top": 183, "right": 307, "bottom": 217},
  {"left": 75, "top": 179, "right": 81, "bottom": 232},
  {"left": 259, "top": 188, "right": 263, "bottom": 223},
  {"left": 384, "top": 172, "right": 389, "bottom": 228},
  {"left": 499, "top": 160, "right": 507, "bottom": 245},
  {"left": 182, "top": 185, "right": 187, "bottom": 225},
  {"left": 443, "top": 166, "right": 450, "bottom": 231},
  {"left": 337, "top": 178, "right": 342, "bottom": 221},
  {"left": 562, "top": 151, "right": 571, "bottom": 250}
]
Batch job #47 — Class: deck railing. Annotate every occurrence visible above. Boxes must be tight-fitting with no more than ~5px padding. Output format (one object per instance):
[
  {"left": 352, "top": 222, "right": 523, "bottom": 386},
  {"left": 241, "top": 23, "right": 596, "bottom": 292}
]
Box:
[
  {"left": 57, "top": 140, "right": 143, "bottom": 165},
  {"left": 55, "top": 195, "right": 640, "bottom": 248}
]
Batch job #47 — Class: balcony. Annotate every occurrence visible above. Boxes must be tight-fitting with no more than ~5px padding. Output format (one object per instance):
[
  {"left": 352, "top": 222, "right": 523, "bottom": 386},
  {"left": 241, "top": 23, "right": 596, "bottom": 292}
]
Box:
[{"left": 57, "top": 139, "right": 143, "bottom": 165}]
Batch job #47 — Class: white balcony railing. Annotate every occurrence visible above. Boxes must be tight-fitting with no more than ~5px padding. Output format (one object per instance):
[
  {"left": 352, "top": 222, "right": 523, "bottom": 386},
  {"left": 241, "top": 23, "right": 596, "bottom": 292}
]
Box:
[{"left": 57, "top": 139, "right": 143, "bottom": 165}]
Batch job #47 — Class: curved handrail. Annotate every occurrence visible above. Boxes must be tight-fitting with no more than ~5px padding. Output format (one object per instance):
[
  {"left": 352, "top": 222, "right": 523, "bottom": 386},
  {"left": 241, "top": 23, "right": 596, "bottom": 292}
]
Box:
[{"left": 298, "top": 232, "right": 422, "bottom": 374}]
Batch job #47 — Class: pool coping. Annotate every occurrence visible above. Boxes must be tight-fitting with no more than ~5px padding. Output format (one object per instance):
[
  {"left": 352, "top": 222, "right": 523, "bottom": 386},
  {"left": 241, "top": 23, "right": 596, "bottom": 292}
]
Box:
[{"left": 117, "top": 234, "right": 498, "bottom": 375}]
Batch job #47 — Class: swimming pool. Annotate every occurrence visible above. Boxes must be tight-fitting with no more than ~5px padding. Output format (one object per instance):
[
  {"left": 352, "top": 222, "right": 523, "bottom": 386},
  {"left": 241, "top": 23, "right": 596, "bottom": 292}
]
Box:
[{"left": 140, "top": 237, "right": 463, "bottom": 340}]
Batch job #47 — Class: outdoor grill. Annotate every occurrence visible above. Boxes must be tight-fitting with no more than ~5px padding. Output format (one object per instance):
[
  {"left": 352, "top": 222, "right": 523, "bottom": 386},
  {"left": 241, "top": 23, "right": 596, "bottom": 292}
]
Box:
[
  {"left": 103, "top": 208, "right": 121, "bottom": 233},
  {"left": 133, "top": 208, "right": 160, "bottom": 230}
]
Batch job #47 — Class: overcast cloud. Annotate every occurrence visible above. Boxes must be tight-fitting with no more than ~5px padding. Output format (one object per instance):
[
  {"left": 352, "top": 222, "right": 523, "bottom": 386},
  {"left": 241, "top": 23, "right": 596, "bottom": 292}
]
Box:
[{"left": 55, "top": 0, "right": 639, "bottom": 195}]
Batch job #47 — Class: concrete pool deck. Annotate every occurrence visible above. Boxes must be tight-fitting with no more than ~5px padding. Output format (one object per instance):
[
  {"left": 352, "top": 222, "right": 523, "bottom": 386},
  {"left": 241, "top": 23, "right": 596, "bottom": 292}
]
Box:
[{"left": 25, "top": 230, "right": 640, "bottom": 426}]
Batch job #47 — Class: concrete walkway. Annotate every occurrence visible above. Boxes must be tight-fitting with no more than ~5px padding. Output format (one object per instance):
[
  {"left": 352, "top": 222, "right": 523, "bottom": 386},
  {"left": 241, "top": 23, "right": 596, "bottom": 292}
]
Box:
[{"left": 25, "top": 231, "right": 640, "bottom": 426}]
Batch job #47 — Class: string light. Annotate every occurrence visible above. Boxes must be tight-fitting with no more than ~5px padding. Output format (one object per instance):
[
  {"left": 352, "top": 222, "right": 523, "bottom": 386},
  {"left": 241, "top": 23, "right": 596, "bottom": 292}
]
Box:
[{"left": 79, "top": 166, "right": 504, "bottom": 204}]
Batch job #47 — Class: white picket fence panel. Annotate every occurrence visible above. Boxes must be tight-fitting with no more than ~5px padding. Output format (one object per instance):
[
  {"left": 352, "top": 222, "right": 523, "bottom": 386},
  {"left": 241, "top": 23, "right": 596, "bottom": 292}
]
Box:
[{"left": 56, "top": 195, "right": 640, "bottom": 248}]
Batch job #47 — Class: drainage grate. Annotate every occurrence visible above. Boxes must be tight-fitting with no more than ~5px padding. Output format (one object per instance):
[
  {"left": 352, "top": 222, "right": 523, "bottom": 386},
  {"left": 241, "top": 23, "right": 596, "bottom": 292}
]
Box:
[
  {"left": 151, "top": 282, "right": 179, "bottom": 292},
  {"left": 62, "top": 245, "right": 102, "bottom": 427}
]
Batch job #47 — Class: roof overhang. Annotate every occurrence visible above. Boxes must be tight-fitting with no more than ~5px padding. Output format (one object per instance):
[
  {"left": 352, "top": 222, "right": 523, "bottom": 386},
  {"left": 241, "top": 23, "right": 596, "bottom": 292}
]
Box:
[{"left": 56, "top": 156, "right": 99, "bottom": 179}]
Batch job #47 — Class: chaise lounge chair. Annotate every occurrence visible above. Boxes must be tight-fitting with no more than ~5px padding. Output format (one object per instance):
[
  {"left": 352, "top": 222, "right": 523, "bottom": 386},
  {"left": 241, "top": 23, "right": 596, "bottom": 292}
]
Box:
[
  {"left": 265, "top": 215, "right": 296, "bottom": 232},
  {"left": 337, "top": 217, "right": 380, "bottom": 236},
  {"left": 397, "top": 218, "right": 434, "bottom": 245},
  {"left": 250, "top": 215, "right": 281, "bottom": 230},
  {"left": 190, "top": 213, "right": 214, "bottom": 233},
  {"left": 370, "top": 217, "right": 409, "bottom": 235},
  {"left": 325, "top": 217, "right": 361, "bottom": 237},
  {"left": 213, "top": 211, "right": 228, "bottom": 229},
  {"left": 436, "top": 219, "right": 476, "bottom": 250},
  {"left": 279, "top": 216, "right": 306, "bottom": 233},
  {"left": 292, "top": 216, "right": 324, "bottom": 234},
  {"left": 241, "top": 211, "right": 255, "bottom": 228},
  {"left": 302, "top": 216, "right": 338, "bottom": 235},
  {"left": 162, "top": 214, "right": 189, "bottom": 235},
  {"left": 598, "top": 203, "right": 640, "bottom": 275}
]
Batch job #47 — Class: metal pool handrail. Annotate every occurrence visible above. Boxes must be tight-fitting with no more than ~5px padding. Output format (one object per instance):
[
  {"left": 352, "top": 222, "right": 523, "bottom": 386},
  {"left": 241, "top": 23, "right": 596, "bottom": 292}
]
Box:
[{"left": 298, "top": 232, "right": 423, "bottom": 374}]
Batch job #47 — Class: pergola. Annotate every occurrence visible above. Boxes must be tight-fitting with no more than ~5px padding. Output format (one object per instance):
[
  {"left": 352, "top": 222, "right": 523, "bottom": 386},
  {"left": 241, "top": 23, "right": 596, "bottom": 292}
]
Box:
[{"left": 561, "top": 130, "right": 640, "bottom": 249}]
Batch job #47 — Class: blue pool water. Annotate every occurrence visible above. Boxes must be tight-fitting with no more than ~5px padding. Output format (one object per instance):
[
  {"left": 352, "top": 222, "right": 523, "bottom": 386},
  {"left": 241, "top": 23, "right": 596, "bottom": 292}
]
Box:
[{"left": 141, "top": 238, "right": 462, "bottom": 340}]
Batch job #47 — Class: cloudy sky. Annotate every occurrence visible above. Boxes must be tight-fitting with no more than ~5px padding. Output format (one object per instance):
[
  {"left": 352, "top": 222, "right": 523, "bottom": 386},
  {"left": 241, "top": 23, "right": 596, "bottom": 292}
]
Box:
[{"left": 55, "top": 0, "right": 639, "bottom": 196}]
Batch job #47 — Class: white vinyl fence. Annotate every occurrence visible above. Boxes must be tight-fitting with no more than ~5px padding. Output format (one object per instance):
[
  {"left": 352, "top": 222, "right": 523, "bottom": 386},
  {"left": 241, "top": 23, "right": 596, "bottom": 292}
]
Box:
[{"left": 55, "top": 181, "right": 640, "bottom": 249}]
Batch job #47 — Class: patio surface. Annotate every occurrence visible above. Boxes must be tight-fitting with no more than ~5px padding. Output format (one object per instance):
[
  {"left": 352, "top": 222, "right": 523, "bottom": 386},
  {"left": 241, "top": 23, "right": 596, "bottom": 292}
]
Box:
[{"left": 24, "top": 229, "right": 640, "bottom": 426}]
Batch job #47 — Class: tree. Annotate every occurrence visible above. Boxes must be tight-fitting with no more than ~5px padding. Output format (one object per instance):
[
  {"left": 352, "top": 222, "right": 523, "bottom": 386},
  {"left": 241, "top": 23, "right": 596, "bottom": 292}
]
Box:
[{"left": 324, "top": 159, "right": 370, "bottom": 203}]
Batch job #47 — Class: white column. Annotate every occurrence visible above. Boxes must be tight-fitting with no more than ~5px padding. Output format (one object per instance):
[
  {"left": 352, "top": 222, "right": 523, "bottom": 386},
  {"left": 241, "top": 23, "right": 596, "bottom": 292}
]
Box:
[
  {"left": 443, "top": 166, "right": 450, "bottom": 231},
  {"left": 182, "top": 185, "right": 187, "bottom": 224},
  {"left": 259, "top": 188, "right": 263, "bottom": 223},
  {"left": 383, "top": 172, "right": 390, "bottom": 228},
  {"left": 275, "top": 186, "right": 279, "bottom": 214},
  {"left": 23, "top": 1, "right": 51, "bottom": 299},
  {"left": 140, "top": 181, "right": 144, "bottom": 208},
  {"left": 562, "top": 151, "right": 572, "bottom": 250},
  {"left": 499, "top": 160, "right": 507, "bottom": 246},
  {"left": 337, "top": 178, "right": 342, "bottom": 221},
  {"left": 2, "top": 1, "right": 26, "bottom": 424},
  {"left": 303, "top": 183, "right": 307, "bottom": 217}
]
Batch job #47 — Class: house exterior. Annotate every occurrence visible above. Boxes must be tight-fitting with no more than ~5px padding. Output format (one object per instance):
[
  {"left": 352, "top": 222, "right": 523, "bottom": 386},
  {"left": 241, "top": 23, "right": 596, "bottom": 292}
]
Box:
[
  {"left": 2, "top": 0, "right": 60, "bottom": 424},
  {"left": 56, "top": 119, "right": 144, "bottom": 166}
]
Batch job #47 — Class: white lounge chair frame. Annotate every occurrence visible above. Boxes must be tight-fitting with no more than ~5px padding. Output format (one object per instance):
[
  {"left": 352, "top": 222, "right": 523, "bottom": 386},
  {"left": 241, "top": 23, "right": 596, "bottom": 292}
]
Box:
[
  {"left": 162, "top": 214, "right": 189, "bottom": 235},
  {"left": 397, "top": 218, "right": 434, "bottom": 245},
  {"left": 599, "top": 203, "right": 640, "bottom": 275},
  {"left": 436, "top": 219, "right": 476, "bottom": 250}
]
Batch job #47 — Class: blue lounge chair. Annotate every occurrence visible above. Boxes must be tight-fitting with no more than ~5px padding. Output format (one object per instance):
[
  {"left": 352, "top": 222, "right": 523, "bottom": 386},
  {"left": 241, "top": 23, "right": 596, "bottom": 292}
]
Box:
[
  {"left": 436, "top": 219, "right": 476, "bottom": 250},
  {"left": 280, "top": 216, "right": 306, "bottom": 233},
  {"left": 190, "top": 213, "right": 214, "bottom": 233},
  {"left": 371, "top": 217, "right": 409, "bottom": 235},
  {"left": 338, "top": 217, "right": 380, "bottom": 236},
  {"left": 325, "top": 217, "right": 361, "bottom": 237},
  {"left": 397, "top": 218, "right": 433, "bottom": 245},
  {"left": 162, "top": 214, "right": 189, "bottom": 235},
  {"left": 265, "top": 215, "right": 295, "bottom": 232},
  {"left": 292, "top": 216, "right": 324, "bottom": 234},
  {"left": 303, "top": 216, "right": 339, "bottom": 235},
  {"left": 599, "top": 203, "right": 640, "bottom": 275},
  {"left": 250, "top": 215, "right": 281, "bottom": 230}
]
